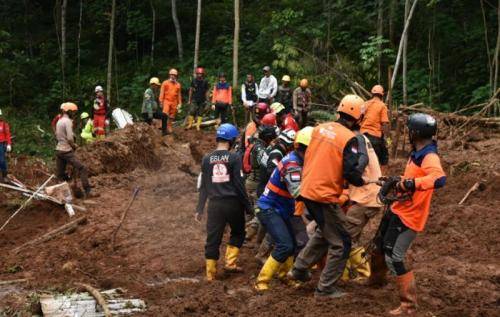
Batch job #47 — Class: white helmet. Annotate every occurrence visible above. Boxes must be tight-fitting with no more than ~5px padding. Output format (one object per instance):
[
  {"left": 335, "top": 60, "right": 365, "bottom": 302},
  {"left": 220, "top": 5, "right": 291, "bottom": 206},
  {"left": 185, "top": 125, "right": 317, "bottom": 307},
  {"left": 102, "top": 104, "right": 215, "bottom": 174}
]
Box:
[
  {"left": 278, "top": 129, "right": 296, "bottom": 146},
  {"left": 95, "top": 85, "right": 104, "bottom": 93},
  {"left": 0, "top": 108, "right": 2, "bottom": 116}
]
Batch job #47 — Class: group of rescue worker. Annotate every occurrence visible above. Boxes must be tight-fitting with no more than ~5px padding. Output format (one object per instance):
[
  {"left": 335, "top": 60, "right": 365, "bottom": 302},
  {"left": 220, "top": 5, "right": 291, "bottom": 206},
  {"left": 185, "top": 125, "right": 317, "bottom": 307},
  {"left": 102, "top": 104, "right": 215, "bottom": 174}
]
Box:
[
  {"left": 196, "top": 84, "right": 446, "bottom": 316},
  {"left": 141, "top": 66, "right": 312, "bottom": 135}
]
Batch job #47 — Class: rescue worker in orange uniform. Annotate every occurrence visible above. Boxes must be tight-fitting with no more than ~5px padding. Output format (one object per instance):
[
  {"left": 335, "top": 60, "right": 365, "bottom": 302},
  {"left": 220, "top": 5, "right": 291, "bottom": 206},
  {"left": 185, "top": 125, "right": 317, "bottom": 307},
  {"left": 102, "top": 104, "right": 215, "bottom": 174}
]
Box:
[
  {"left": 371, "top": 113, "right": 446, "bottom": 315},
  {"left": 159, "top": 68, "right": 182, "bottom": 135},
  {"left": 287, "top": 95, "right": 368, "bottom": 298},
  {"left": 361, "top": 85, "right": 391, "bottom": 173},
  {"left": 211, "top": 72, "right": 233, "bottom": 125},
  {"left": 92, "top": 85, "right": 109, "bottom": 139}
]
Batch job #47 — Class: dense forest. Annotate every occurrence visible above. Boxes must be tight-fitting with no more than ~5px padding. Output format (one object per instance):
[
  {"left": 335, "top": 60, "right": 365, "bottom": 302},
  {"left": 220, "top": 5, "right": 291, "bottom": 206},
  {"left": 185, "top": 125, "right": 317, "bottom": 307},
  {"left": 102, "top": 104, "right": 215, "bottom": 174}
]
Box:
[{"left": 0, "top": 0, "right": 498, "bottom": 155}]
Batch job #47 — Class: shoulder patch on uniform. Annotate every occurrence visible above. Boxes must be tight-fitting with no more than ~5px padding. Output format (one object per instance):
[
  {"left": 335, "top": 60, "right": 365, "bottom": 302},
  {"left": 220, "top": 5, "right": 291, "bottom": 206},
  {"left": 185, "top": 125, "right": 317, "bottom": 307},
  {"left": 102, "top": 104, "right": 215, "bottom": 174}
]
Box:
[{"left": 290, "top": 172, "right": 301, "bottom": 181}]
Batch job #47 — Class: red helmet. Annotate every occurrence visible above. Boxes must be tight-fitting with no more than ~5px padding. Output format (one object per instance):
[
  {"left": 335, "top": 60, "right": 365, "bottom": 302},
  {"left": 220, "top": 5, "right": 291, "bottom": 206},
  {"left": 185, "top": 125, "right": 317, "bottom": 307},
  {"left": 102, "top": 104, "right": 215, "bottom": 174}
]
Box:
[
  {"left": 261, "top": 113, "right": 277, "bottom": 126},
  {"left": 196, "top": 67, "right": 205, "bottom": 74},
  {"left": 255, "top": 102, "right": 270, "bottom": 119}
]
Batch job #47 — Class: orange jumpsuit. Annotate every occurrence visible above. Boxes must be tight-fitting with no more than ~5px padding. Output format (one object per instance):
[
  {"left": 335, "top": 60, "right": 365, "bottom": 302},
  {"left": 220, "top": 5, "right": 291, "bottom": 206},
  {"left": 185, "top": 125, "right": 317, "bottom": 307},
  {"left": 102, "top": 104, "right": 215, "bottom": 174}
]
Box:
[{"left": 160, "top": 80, "right": 182, "bottom": 119}]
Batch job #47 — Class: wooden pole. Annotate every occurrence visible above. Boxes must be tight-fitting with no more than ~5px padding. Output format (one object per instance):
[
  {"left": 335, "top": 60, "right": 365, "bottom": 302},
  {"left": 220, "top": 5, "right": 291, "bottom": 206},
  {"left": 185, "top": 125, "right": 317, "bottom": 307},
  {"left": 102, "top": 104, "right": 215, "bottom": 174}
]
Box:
[
  {"left": 13, "top": 216, "right": 87, "bottom": 253},
  {"left": 0, "top": 174, "right": 55, "bottom": 232},
  {"left": 385, "top": 0, "right": 419, "bottom": 104},
  {"left": 111, "top": 187, "right": 140, "bottom": 250}
]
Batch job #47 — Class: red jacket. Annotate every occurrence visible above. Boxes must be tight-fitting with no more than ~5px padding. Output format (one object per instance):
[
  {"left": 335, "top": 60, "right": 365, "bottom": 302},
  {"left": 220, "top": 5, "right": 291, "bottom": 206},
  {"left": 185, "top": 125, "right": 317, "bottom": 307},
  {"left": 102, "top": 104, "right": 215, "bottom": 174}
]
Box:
[
  {"left": 0, "top": 120, "right": 12, "bottom": 145},
  {"left": 282, "top": 113, "right": 299, "bottom": 132},
  {"left": 93, "top": 96, "right": 107, "bottom": 116}
]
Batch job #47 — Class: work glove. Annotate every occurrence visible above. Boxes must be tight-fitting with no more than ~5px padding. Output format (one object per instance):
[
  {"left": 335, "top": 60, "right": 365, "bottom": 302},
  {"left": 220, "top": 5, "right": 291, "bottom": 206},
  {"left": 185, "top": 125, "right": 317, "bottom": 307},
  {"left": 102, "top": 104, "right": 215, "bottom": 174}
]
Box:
[
  {"left": 6, "top": 145, "right": 12, "bottom": 152},
  {"left": 396, "top": 178, "right": 415, "bottom": 193},
  {"left": 177, "top": 104, "right": 182, "bottom": 112},
  {"left": 105, "top": 119, "right": 110, "bottom": 126},
  {"left": 211, "top": 104, "right": 216, "bottom": 111}
]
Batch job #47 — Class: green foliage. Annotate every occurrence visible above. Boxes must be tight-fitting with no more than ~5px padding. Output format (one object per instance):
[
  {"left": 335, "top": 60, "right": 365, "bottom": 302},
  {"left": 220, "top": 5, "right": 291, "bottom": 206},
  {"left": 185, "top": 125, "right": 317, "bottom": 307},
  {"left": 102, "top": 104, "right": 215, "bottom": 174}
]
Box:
[
  {"left": 359, "top": 36, "right": 395, "bottom": 74},
  {"left": 0, "top": 0, "right": 495, "bottom": 158}
]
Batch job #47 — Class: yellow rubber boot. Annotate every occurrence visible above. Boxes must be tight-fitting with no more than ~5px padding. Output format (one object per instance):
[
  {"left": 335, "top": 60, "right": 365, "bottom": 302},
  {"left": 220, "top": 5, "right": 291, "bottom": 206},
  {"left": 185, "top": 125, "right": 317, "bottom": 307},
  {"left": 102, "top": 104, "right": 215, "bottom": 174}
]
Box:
[
  {"left": 196, "top": 117, "right": 203, "bottom": 131},
  {"left": 342, "top": 247, "right": 371, "bottom": 281},
  {"left": 185, "top": 115, "right": 194, "bottom": 130},
  {"left": 277, "top": 256, "right": 294, "bottom": 281},
  {"left": 206, "top": 259, "right": 217, "bottom": 281},
  {"left": 224, "top": 245, "right": 243, "bottom": 273},
  {"left": 255, "top": 255, "right": 281, "bottom": 291}
]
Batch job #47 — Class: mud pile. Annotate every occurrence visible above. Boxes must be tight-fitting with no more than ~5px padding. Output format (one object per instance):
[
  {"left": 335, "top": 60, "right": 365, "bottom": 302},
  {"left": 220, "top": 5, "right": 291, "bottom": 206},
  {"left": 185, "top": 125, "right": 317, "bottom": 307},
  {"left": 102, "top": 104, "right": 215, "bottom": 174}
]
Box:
[
  {"left": 0, "top": 126, "right": 498, "bottom": 317},
  {"left": 76, "top": 124, "right": 166, "bottom": 175}
]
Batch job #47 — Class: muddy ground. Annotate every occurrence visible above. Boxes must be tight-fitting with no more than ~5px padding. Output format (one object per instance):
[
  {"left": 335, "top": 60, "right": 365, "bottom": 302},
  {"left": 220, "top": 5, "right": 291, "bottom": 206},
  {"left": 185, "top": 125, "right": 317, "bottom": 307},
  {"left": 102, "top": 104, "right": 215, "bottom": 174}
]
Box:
[{"left": 0, "top": 123, "right": 499, "bottom": 316}]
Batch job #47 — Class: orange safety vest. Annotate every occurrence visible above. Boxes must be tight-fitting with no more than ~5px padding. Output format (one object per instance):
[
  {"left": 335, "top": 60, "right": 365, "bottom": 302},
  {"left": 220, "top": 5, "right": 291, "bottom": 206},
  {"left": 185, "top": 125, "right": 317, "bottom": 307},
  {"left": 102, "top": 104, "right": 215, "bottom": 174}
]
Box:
[
  {"left": 160, "top": 80, "right": 182, "bottom": 113},
  {"left": 392, "top": 150, "right": 445, "bottom": 232},
  {"left": 348, "top": 134, "right": 382, "bottom": 207},
  {"left": 300, "top": 122, "right": 355, "bottom": 204}
]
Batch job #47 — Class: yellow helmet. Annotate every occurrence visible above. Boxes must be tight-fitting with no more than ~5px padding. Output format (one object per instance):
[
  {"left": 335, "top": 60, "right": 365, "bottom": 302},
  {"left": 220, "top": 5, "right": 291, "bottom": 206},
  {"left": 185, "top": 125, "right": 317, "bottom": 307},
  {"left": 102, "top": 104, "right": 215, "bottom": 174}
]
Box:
[
  {"left": 295, "top": 126, "right": 314, "bottom": 147},
  {"left": 149, "top": 77, "right": 160, "bottom": 85},
  {"left": 80, "top": 112, "right": 90, "bottom": 119},
  {"left": 282, "top": 75, "right": 291, "bottom": 82},
  {"left": 270, "top": 102, "right": 285, "bottom": 114}
]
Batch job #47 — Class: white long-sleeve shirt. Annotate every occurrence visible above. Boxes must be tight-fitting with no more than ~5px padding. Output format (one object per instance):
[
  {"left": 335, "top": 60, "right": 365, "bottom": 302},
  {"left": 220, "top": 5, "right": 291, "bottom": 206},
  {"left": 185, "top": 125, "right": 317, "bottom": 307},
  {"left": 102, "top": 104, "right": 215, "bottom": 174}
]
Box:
[{"left": 258, "top": 75, "right": 278, "bottom": 99}]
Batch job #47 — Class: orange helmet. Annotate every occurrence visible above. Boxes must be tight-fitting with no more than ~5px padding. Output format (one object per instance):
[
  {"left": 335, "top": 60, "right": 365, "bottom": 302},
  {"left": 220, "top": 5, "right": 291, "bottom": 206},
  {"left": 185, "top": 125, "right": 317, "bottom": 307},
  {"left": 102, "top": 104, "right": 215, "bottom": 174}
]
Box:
[
  {"left": 337, "top": 95, "right": 365, "bottom": 121},
  {"left": 169, "top": 68, "right": 179, "bottom": 76},
  {"left": 299, "top": 79, "right": 308, "bottom": 88},
  {"left": 61, "top": 102, "right": 78, "bottom": 112},
  {"left": 371, "top": 84, "right": 384, "bottom": 96}
]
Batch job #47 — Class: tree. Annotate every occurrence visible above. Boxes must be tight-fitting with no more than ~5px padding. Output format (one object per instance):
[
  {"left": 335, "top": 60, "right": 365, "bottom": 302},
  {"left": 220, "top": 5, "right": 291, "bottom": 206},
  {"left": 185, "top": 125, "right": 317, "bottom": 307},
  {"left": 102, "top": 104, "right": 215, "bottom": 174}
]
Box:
[
  {"left": 386, "top": 0, "right": 419, "bottom": 105},
  {"left": 77, "top": 0, "right": 83, "bottom": 91},
  {"left": 171, "top": 0, "right": 183, "bottom": 61},
  {"left": 150, "top": 0, "right": 156, "bottom": 66},
  {"left": 377, "top": 0, "right": 384, "bottom": 82},
  {"left": 493, "top": 0, "right": 500, "bottom": 115},
  {"left": 193, "top": 0, "right": 202, "bottom": 75},
  {"left": 402, "top": 0, "right": 410, "bottom": 106},
  {"left": 61, "top": 0, "right": 67, "bottom": 97},
  {"left": 107, "top": 0, "right": 117, "bottom": 104},
  {"left": 232, "top": 0, "right": 240, "bottom": 90}
]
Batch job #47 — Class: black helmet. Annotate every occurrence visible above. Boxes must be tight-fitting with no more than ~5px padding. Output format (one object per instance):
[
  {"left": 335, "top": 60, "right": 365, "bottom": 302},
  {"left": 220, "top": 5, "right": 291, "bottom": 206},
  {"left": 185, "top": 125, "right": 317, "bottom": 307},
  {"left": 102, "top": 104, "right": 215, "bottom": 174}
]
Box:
[
  {"left": 407, "top": 113, "right": 437, "bottom": 139},
  {"left": 258, "top": 125, "right": 278, "bottom": 143}
]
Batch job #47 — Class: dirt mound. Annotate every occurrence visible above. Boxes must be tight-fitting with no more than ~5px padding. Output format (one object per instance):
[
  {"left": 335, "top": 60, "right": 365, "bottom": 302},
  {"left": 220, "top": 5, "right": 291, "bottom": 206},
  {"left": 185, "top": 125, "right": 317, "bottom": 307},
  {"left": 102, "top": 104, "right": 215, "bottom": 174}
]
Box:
[
  {"left": 0, "top": 128, "right": 499, "bottom": 316},
  {"left": 77, "top": 124, "right": 165, "bottom": 175}
]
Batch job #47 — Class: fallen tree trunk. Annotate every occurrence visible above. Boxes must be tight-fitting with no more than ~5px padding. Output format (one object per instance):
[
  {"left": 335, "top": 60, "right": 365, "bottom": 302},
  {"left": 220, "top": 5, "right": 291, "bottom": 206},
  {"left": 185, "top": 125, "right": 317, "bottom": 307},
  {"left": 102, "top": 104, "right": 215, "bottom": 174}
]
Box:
[
  {"left": 399, "top": 106, "right": 500, "bottom": 127},
  {"left": 75, "top": 283, "right": 112, "bottom": 317}
]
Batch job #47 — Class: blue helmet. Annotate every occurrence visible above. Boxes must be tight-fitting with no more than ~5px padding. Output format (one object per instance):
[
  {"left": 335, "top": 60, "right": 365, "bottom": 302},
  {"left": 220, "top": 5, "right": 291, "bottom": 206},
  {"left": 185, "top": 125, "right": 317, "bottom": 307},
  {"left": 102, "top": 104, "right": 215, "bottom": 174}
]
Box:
[{"left": 216, "top": 123, "right": 239, "bottom": 141}]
